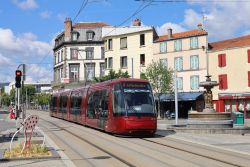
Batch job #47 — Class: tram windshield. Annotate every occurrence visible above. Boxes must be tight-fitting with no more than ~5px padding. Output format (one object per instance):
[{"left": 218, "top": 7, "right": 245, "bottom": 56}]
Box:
[{"left": 113, "top": 82, "right": 155, "bottom": 116}]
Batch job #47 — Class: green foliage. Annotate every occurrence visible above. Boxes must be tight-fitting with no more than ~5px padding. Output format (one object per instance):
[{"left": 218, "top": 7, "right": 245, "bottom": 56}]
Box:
[
  {"left": 145, "top": 61, "right": 174, "bottom": 117},
  {"left": 33, "top": 93, "right": 51, "bottom": 105},
  {"left": 1, "top": 92, "right": 11, "bottom": 106},
  {"left": 94, "top": 69, "right": 130, "bottom": 83}
]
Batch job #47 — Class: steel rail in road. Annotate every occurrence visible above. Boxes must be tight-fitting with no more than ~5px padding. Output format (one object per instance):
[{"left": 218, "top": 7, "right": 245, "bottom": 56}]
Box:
[
  {"left": 40, "top": 117, "right": 135, "bottom": 167},
  {"left": 140, "top": 137, "right": 248, "bottom": 167}
]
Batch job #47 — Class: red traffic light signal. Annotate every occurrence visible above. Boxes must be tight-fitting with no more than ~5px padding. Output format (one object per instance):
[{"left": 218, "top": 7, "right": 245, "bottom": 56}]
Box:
[
  {"left": 16, "top": 70, "right": 22, "bottom": 76},
  {"left": 15, "top": 70, "right": 22, "bottom": 88}
]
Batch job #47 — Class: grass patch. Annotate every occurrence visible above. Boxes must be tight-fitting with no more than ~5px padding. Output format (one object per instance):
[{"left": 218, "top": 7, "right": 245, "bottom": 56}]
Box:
[{"left": 4, "top": 143, "right": 51, "bottom": 158}]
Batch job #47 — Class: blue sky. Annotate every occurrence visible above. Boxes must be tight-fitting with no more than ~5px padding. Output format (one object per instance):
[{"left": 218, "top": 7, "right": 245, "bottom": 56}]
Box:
[{"left": 0, "top": 0, "right": 250, "bottom": 83}]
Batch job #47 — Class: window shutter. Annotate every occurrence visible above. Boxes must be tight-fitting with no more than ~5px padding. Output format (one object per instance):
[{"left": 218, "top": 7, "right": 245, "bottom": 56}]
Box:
[
  {"left": 222, "top": 54, "right": 226, "bottom": 67},
  {"left": 248, "top": 71, "right": 250, "bottom": 87},
  {"left": 248, "top": 50, "right": 250, "bottom": 63},
  {"left": 219, "top": 75, "right": 223, "bottom": 90},
  {"left": 223, "top": 74, "right": 228, "bottom": 89},
  {"left": 218, "top": 54, "right": 222, "bottom": 67}
]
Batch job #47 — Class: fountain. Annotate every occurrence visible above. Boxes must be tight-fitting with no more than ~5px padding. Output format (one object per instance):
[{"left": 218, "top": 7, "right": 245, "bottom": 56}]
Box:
[{"left": 187, "top": 75, "right": 233, "bottom": 128}]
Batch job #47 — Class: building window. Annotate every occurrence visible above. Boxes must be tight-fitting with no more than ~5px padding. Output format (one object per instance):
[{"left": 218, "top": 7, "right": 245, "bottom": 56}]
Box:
[
  {"left": 86, "top": 47, "right": 94, "bottom": 59},
  {"left": 108, "top": 39, "right": 113, "bottom": 50},
  {"left": 86, "top": 31, "right": 95, "bottom": 41},
  {"left": 190, "top": 37, "right": 198, "bottom": 49},
  {"left": 120, "top": 37, "right": 127, "bottom": 49},
  {"left": 140, "top": 34, "right": 145, "bottom": 46},
  {"left": 101, "top": 47, "right": 104, "bottom": 59},
  {"left": 160, "top": 59, "right": 168, "bottom": 68},
  {"left": 72, "top": 32, "right": 79, "bottom": 41},
  {"left": 59, "top": 68, "right": 63, "bottom": 79},
  {"left": 190, "top": 55, "right": 199, "bottom": 70},
  {"left": 174, "top": 39, "right": 182, "bottom": 51},
  {"left": 218, "top": 54, "right": 226, "bottom": 67},
  {"left": 100, "top": 63, "right": 105, "bottom": 77},
  {"left": 105, "top": 58, "right": 107, "bottom": 69},
  {"left": 219, "top": 74, "right": 228, "bottom": 90},
  {"left": 61, "top": 50, "right": 64, "bottom": 62},
  {"left": 70, "top": 48, "right": 78, "bottom": 60},
  {"left": 248, "top": 49, "right": 250, "bottom": 63},
  {"left": 54, "top": 55, "right": 57, "bottom": 65},
  {"left": 108, "top": 57, "right": 113, "bottom": 69},
  {"left": 140, "top": 54, "right": 145, "bottom": 66},
  {"left": 174, "top": 57, "right": 183, "bottom": 71},
  {"left": 190, "top": 75, "right": 199, "bottom": 90},
  {"left": 69, "top": 64, "right": 79, "bottom": 82},
  {"left": 176, "top": 77, "right": 183, "bottom": 90},
  {"left": 85, "top": 63, "right": 95, "bottom": 81},
  {"left": 120, "top": 56, "right": 127, "bottom": 68},
  {"left": 160, "top": 42, "right": 167, "bottom": 53},
  {"left": 58, "top": 52, "right": 60, "bottom": 63}
]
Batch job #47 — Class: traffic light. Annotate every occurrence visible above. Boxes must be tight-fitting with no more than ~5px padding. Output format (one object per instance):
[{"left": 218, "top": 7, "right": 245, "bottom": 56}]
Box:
[{"left": 15, "top": 70, "right": 22, "bottom": 88}]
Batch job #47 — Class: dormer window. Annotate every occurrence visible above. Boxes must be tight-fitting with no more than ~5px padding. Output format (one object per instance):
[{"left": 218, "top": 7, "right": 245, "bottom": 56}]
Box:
[
  {"left": 86, "top": 31, "right": 95, "bottom": 41},
  {"left": 72, "top": 31, "right": 79, "bottom": 41}
]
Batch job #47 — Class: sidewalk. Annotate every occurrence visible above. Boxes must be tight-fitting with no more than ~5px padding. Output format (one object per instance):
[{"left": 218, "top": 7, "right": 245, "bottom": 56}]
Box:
[
  {"left": 0, "top": 109, "right": 70, "bottom": 167},
  {"left": 157, "top": 118, "right": 250, "bottom": 156}
]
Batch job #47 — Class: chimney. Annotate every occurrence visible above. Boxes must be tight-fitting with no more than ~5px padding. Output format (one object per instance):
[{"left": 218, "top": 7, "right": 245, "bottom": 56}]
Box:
[
  {"left": 64, "top": 18, "right": 72, "bottom": 41},
  {"left": 133, "top": 18, "right": 141, "bottom": 26},
  {"left": 197, "top": 23, "right": 203, "bottom": 30},
  {"left": 168, "top": 28, "right": 172, "bottom": 39}
]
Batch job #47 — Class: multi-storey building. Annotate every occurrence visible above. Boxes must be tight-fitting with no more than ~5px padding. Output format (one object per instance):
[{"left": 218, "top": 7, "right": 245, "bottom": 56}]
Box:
[
  {"left": 209, "top": 35, "right": 250, "bottom": 119},
  {"left": 53, "top": 18, "right": 109, "bottom": 90},
  {"left": 153, "top": 25, "right": 208, "bottom": 117},
  {"left": 102, "top": 19, "right": 158, "bottom": 78}
]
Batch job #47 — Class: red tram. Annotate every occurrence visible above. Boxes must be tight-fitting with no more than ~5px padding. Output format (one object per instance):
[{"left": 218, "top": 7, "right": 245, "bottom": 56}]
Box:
[{"left": 50, "top": 78, "right": 157, "bottom": 136}]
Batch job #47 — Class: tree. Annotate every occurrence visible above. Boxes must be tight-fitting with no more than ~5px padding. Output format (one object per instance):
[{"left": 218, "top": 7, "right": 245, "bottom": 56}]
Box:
[
  {"left": 1, "top": 92, "right": 11, "bottom": 106},
  {"left": 94, "top": 69, "right": 130, "bottom": 83},
  {"left": 145, "top": 61, "right": 173, "bottom": 118}
]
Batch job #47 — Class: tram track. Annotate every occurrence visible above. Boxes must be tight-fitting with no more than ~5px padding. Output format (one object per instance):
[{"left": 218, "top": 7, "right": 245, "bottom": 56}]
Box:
[
  {"left": 139, "top": 137, "right": 248, "bottom": 167},
  {"left": 40, "top": 117, "right": 135, "bottom": 167},
  {"left": 33, "top": 110, "right": 250, "bottom": 167}
]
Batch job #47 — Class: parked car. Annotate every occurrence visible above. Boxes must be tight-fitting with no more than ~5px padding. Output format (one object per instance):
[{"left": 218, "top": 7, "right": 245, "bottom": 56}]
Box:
[{"left": 165, "top": 110, "right": 175, "bottom": 120}]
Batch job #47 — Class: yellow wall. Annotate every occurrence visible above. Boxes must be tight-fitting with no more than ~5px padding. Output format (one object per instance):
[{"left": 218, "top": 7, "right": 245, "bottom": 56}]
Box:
[
  {"left": 104, "top": 30, "right": 153, "bottom": 78},
  {"left": 209, "top": 46, "right": 250, "bottom": 100}
]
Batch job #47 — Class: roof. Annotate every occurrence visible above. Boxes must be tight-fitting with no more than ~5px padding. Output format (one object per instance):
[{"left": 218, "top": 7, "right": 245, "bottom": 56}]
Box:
[
  {"left": 155, "top": 29, "right": 207, "bottom": 42},
  {"left": 160, "top": 92, "right": 203, "bottom": 102},
  {"left": 209, "top": 34, "right": 250, "bottom": 52},
  {"left": 73, "top": 22, "right": 110, "bottom": 29}
]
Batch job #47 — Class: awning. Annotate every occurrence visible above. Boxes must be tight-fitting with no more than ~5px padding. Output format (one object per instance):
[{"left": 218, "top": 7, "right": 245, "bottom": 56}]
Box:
[{"left": 159, "top": 92, "right": 203, "bottom": 102}]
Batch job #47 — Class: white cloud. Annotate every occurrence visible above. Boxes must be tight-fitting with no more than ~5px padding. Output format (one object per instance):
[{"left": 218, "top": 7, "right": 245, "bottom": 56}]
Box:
[
  {"left": 40, "top": 11, "right": 52, "bottom": 19},
  {"left": 184, "top": 1, "right": 250, "bottom": 40},
  {"left": 156, "top": 22, "right": 187, "bottom": 36},
  {"left": 0, "top": 28, "right": 53, "bottom": 82},
  {"left": 12, "top": 0, "right": 38, "bottom": 10},
  {"left": 0, "top": 54, "right": 12, "bottom": 66}
]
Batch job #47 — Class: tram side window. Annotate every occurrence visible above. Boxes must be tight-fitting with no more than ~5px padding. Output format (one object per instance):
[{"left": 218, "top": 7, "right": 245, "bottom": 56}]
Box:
[
  {"left": 50, "top": 96, "right": 57, "bottom": 112},
  {"left": 113, "top": 84, "right": 125, "bottom": 116},
  {"left": 100, "top": 90, "right": 108, "bottom": 118},
  {"left": 60, "top": 96, "right": 67, "bottom": 113},
  {"left": 71, "top": 95, "right": 82, "bottom": 115},
  {"left": 87, "top": 93, "right": 95, "bottom": 118}
]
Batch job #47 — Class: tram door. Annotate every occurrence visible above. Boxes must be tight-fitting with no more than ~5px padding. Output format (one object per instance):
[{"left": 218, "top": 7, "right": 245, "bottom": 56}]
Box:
[{"left": 98, "top": 90, "right": 108, "bottom": 129}]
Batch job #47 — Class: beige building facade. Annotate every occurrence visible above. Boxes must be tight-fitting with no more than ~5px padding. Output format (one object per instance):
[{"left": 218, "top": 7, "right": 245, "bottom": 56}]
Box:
[
  {"left": 209, "top": 35, "right": 250, "bottom": 118},
  {"left": 102, "top": 19, "right": 157, "bottom": 78},
  {"left": 153, "top": 27, "right": 208, "bottom": 117},
  {"left": 153, "top": 28, "right": 208, "bottom": 93}
]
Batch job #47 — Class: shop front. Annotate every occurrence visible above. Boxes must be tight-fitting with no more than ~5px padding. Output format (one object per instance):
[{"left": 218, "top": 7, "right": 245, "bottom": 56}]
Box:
[{"left": 214, "top": 93, "right": 250, "bottom": 119}]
